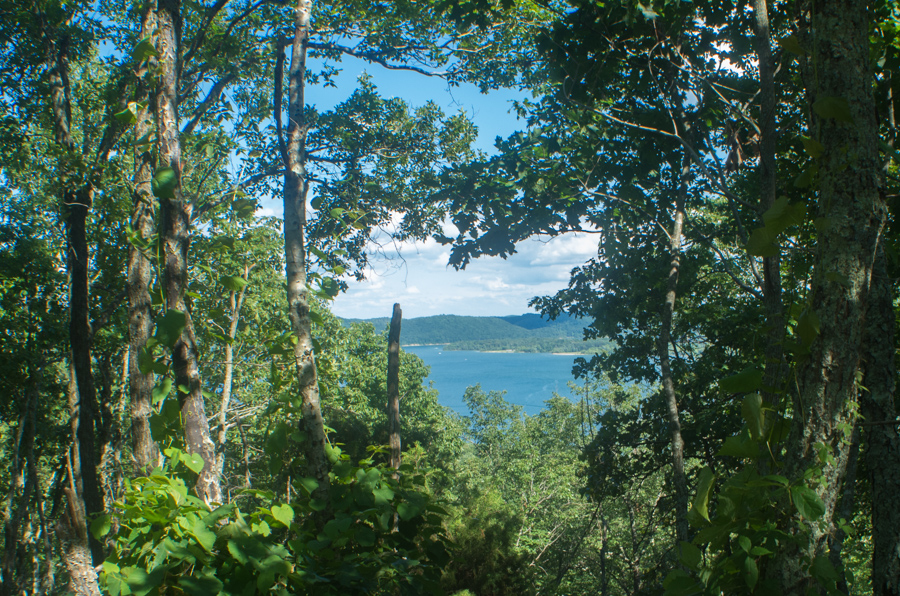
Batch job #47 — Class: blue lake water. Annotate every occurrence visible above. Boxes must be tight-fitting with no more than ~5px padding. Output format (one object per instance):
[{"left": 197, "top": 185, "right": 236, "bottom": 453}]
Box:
[{"left": 404, "top": 345, "right": 583, "bottom": 416}]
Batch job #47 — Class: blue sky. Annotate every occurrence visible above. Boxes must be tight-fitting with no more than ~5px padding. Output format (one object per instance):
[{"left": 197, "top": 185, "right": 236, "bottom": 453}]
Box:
[{"left": 259, "top": 58, "right": 600, "bottom": 320}]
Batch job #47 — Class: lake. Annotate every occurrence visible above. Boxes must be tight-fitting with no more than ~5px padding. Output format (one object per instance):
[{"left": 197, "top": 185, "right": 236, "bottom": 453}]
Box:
[{"left": 404, "top": 345, "right": 583, "bottom": 416}]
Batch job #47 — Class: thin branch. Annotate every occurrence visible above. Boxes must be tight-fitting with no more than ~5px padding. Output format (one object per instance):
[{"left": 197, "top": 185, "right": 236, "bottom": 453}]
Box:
[
  {"left": 183, "top": 0, "right": 232, "bottom": 68},
  {"left": 182, "top": 72, "right": 237, "bottom": 135},
  {"left": 305, "top": 41, "right": 449, "bottom": 78},
  {"left": 191, "top": 167, "right": 283, "bottom": 222}
]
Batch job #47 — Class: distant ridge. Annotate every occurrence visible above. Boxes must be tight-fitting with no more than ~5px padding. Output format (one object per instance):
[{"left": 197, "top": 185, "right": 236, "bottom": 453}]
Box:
[{"left": 339, "top": 313, "right": 607, "bottom": 353}]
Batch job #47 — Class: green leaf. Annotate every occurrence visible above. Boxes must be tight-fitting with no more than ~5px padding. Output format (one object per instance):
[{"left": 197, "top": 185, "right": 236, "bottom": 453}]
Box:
[
  {"left": 356, "top": 525, "right": 376, "bottom": 547},
  {"left": 221, "top": 275, "right": 249, "bottom": 292},
  {"left": 151, "top": 377, "right": 173, "bottom": 405},
  {"left": 178, "top": 575, "right": 223, "bottom": 596},
  {"left": 801, "top": 136, "right": 824, "bottom": 158},
  {"left": 181, "top": 452, "right": 205, "bottom": 474},
  {"left": 114, "top": 107, "right": 137, "bottom": 124},
  {"left": 90, "top": 514, "right": 111, "bottom": 540},
  {"left": 132, "top": 37, "right": 159, "bottom": 62},
  {"left": 155, "top": 309, "right": 186, "bottom": 348},
  {"left": 794, "top": 165, "right": 816, "bottom": 188},
  {"left": 320, "top": 277, "right": 340, "bottom": 298},
  {"left": 797, "top": 309, "right": 820, "bottom": 347},
  {"left": 151, "top": 167, "right": 178, "bottom": 199},
  {"left": 298, "top": 477, "right": 319, "bottom": 495},
  {"left": 324, "top": 443, "right": 342, "bottom": 464},
  {"left": 782, "top": 34, "right": 807, "bottom": 55},
  {"left": 227, "top": 539, "right": 249, "bottom": 564},
  {"left": 191, "top": 519, "right": 218, "bottom": 552},
  {"left": 791, "top": 485, "right": 825, "bottom": 520},
  {"left": 747, "top": 227, "right": 779, "bottom": 257},
  {"left": 718, "top": 434, "right": 760, "bottom": 458},
  {"left": 271, "top": 504, "right": 294, "bottom": 527},
  {"left": 811, "top": 555, "right": 839, "bottom": 581},
  {"left": 719, "top": 367, "right": 762, "bottom": 393},
  {"left": 373, "top": 487, "right": 395, "bottom": 505},
  {"left": 691, "top": 466, "right": 715, "bottom": 523},
  {"left": 679, "top": 541, "right": 702, "bottom": 570},
  {"left": 742, "top": 393, "right": 764, "bottom": 440},
  {"left": 813, "top": 96, "right": 854, "bottom": 123},
  {"left": 738, "top": 534, "right": 751, "bottom": 553},
  {"left": 743, "top": 554, "right": 759, "bottom": 591}
]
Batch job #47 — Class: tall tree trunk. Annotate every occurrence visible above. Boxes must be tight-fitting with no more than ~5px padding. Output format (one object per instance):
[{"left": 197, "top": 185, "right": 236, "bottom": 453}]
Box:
[
  {"left": 155, "top": 0, "right": 221, "bottom": 503},
  {"left": 216, "top": 264, "right": 250, "bottom": 485},
  {"left": 860, "top": 250, "right": 900, "bottom": 595},
  {"left": 659, "top": 153, "right": 688, "bottom": 546},
  {"left": 282, "top": 0, "right": 330, "bottom": 513},
  {"left": 776, "top": 1, "right": 885, "bottom": 592},
  {"left": 828, "top": 422, "right": 861, "bottom": 595},
  {"left": 130, "top": 0, "right": 160, "bottom": 474},
  {"left": 1, "top": 378, "right": 38, "bottom": 596},
  {"left": 750, "top": 0, "right": 787, "bottom": 408},
  {"left": 387, "top": 303, "right": 402, "bottom": 472},
  {"left": 48, "top": 33, "right": 105, "bottom": 565},
  {"left": 65, "top": 187, "right": 105, "bottom": 564},
  {"left": 58, "top": 366, "right": 102, "bottom": 596}
]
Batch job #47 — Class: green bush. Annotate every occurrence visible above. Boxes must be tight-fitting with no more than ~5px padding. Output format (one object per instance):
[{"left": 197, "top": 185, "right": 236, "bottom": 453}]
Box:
[{"left": 98, "top": 447, "right": 449, "bottom": 595}]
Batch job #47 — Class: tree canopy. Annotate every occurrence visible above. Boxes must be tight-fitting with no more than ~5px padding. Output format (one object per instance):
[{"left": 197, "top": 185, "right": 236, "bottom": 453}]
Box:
[{"left": 1, "top": 0, "right": 898, "bottom": 595}]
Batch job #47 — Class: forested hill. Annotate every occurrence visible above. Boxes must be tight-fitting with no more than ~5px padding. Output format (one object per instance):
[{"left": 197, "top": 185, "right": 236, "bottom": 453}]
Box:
[{"left": 340, "top": 313, "right": 609, "bottom": 352}]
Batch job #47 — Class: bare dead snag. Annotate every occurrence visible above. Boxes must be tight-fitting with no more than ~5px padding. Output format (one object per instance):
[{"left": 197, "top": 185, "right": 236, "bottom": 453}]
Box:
[{"left": 387, "top": 303, "right": 403, "bottom": 473}]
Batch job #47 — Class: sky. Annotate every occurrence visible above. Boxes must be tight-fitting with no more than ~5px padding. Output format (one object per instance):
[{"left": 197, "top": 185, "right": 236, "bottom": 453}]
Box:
[{"left": 258, "top": 58, "right": 601, "bottom": 320}]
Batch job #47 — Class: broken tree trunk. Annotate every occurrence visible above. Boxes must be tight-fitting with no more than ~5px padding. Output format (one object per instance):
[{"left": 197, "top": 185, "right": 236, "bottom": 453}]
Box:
[{"left": 387, "top": 303, "right": 402, "bottom": 472}]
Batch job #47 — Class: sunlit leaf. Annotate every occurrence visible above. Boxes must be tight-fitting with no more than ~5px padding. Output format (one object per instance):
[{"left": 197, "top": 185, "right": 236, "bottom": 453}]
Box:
[
  {"left": 791, "top": 485, "right": 825, "bottom": 520},
  {"left": 691, "top": 466, "right": 715, "bottom": 523},
  {"left": 271, "top": 504, "right": 294, "bottom": 527},
  {"left": 151, "top": 167, "right": 178, "bottom": 199}
]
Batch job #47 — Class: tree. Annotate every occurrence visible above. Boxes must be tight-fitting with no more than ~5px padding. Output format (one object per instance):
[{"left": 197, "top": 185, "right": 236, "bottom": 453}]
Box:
[{"left": 433, "top": 0, "right": 900, "bottom": 590}]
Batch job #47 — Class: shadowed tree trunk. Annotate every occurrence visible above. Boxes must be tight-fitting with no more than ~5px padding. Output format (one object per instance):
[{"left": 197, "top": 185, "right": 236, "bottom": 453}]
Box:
[
  {"left": 155, "top": 0, "right": 221, "bottom": 503},
  {"left": 750, "top": 0, "right": 787, "bottom": 409},
  {"left": 860, "top": 250, "right": 900, "bottom": 595},
  {"left": 775, "top": 1, "right": 886, "bottom": 592},
  {"left": 47, "top": 31, "right": 105, "bottom": 566},
  {"left": 129, "top": 0, "right": 160, "bottom": 475},
  {"left": 387, "top": 303, "right": 402, "bottom": 472},
  {"left": 659, "top": 153, "right": 688, "bottom": 546},
  {"left": 1, "top": 377, "right": 39, "bottom": 596},
  {"left": 281, "top": 0, "right": 330, "bottom": 513}
]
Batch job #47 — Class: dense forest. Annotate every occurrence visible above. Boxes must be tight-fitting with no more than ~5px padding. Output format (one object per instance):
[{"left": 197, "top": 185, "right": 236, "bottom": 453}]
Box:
[{"left": 1, "top": 0, "right": 899, "bottom": 595}]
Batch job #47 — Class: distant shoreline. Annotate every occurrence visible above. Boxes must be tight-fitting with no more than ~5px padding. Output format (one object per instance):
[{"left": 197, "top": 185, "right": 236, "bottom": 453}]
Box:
[{"left": 404, "top": 344, "right": 589, "bottom": 356}]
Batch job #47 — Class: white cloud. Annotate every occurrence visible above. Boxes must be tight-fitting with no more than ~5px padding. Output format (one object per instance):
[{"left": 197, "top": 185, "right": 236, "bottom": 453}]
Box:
[{"left": 331, "top": 229, "right": 600, "bottom": 319}]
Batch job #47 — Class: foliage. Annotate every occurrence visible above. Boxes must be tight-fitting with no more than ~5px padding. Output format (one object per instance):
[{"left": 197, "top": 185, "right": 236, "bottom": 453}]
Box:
[
  {"left": 99, "top": 447, "right": 449, "bottom": 596},
  {"left": 663, "top": 392, "right": 844, "bottom": 596}
]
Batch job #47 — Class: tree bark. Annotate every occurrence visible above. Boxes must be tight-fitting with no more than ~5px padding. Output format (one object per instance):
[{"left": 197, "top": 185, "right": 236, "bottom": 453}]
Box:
[
  {"left": 1, "top": 378, "right": 38, "bottom": 596},
  {"left": 155, "top": 0, "right": 221, "bottom": 503},
  {"left": 216, "top": 264, "right": 250, "bottom": 486},
  {"left": 860, "top": 250, "right": 900, "bottom": 595},
  {"left": 48, "top": 33, "right": 105, "bottom": 565},
  {"left": 777, "top": 1, "right": 886, "bottom": 592},
  {"left": 65, "top": 188, "right": 105, "bottom": 564},
  {"left": 750, "top": 0, "right": 787, "bottom": 409},
  {"left": 282, "top": 0, "right": 330, "bottom": 513},
  {"left": 130, "top": 0, "right": 160, "bottom": 474},
  {"left": 659, "top": 153, "right": 689, "bottom": 546},
  {"left": 387, "top": 303, "right": 402, "bottom": 472}
]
